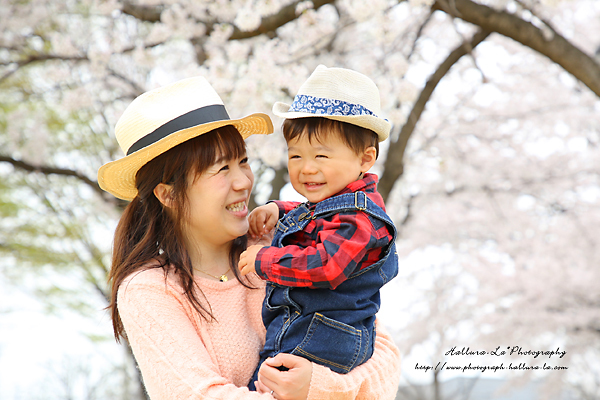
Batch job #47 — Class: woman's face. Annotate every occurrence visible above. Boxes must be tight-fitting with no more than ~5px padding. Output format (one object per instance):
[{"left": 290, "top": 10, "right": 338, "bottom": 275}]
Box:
[{"left": 184, "top": 153, "right": 254, "bottom": 247}]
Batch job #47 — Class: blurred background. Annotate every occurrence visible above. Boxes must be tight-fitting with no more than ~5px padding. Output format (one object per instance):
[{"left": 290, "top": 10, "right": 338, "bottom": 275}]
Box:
[{"left": 1, "top": 0, "right": 599, "bottom": 399}]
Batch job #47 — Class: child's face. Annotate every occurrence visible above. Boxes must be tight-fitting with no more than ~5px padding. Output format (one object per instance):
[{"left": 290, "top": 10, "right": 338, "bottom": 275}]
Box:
[{"left": 287, "top": 131, "right": 371, "bottom": 203}]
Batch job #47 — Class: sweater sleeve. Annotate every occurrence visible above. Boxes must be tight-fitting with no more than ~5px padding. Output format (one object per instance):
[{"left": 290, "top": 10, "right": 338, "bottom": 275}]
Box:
[
  {"left": 306, "top": 320, "right": 401, "bottom": 400},
  {"left": 117, "top": 274, "right": 273, "bottom": 400}
]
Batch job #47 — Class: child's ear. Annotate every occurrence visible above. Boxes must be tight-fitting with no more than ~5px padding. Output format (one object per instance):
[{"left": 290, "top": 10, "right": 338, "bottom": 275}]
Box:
[
  {"left": 154, "top": 183, "right": 175, "bottom": 208},
  {"left": 360, "top": 146, "right": 377, "bottom": 173}
]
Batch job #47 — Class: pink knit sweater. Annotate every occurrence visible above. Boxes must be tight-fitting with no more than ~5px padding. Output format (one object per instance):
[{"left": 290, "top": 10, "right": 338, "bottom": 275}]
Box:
[{"left": 118, "top": 267, "right": 401, "bottom": 399}]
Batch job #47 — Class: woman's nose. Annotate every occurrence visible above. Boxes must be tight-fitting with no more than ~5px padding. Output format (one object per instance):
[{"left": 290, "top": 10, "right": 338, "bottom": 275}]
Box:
[{"left": 232, "top": 166, "right": 253, "bottom": 191}]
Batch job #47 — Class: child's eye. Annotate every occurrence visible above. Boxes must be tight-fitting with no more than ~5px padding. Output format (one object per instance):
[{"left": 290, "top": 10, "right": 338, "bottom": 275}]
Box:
[
  {"left": 289, "top": 155, "right": 301, "bottom": 159},
  {"left": 316, "top": 154, "right": 328, "bottom": 158}
]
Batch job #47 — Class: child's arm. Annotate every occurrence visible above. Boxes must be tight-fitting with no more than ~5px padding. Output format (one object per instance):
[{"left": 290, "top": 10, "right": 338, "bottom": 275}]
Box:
[
  {"left": 248, "top": 202, "right": 279, "bottom": 238},
  {"left": 270, "top": 200, "right": 303, "bottom": 219},
  {"left": 240, "top": 202, "right": 280, "bottom": 276},
  {"left": 241, "top": 200, "right": 303, "bottom": 275},
  {"left": 254, "top": 211, "right": 393, "bottom": 290}
]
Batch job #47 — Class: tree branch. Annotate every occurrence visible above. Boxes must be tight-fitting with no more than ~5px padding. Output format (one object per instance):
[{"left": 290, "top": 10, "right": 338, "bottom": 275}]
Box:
[
  {"left": 0, "top": 54, "right": 88, "bottom": 84},
  {"left": 269, "top": 166, "right": 288, "bottom": 202},
  {"left": 0, "top": 155, "right": 126, "bottom": 208},
  {"left": 120, "top": 0, "right": 336, "bottom": 41},
  {"left": 407, "top": 10, "right": 435, "bottom": 61},
  {"left": 121, "top": 1, "right": 164, "bottom": 22},
  {"left": 228, "top": 0, "right": 336, "bottom": 40},
  {"left": 434, "top": 0, "right": 600, "bottom": 97},
  {"left": 378, "top": 29, "right": 491, "bottom": 202}
]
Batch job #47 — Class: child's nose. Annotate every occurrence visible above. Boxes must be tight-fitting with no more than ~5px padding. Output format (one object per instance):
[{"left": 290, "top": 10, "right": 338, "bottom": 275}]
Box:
[{"left": 300, "top": 160, "right": 318, "bottom": 174}]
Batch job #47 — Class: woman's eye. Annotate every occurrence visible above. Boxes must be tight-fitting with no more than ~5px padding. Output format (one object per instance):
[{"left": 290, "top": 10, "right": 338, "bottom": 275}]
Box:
[
  {"left": 219, "top": 165, "right": 229, "bottom": 172},
  {"left": 240, "top": 157, "right": 249, "bottom": 164}
]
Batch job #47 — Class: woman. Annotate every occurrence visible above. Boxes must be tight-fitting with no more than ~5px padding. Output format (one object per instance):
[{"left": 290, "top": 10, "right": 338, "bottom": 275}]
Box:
[{"left": 97, "top": 76, "right": 401, "bottom": 399}]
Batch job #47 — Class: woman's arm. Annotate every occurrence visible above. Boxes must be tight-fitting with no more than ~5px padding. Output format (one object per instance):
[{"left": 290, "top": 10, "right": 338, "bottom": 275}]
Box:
[
  {"left": 305, "top": 320, "right": 401, "bottom": 400},
  {"left": 117, "top": 271, "right": 276, "bottom": 400},
  {"left": 254, "top": 322, "right": 399, "bottom": 400}
]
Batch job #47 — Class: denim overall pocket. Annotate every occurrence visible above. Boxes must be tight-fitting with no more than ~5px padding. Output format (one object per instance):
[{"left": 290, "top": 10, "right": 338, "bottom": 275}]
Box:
[{"left": 291, "top": 313, "right": 363, "bottom": 374}]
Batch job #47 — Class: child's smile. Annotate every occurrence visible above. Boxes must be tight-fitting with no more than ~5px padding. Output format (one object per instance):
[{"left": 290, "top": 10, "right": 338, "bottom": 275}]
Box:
[{"left": 287, "top": 133, "right": 372, "bottom": 203}]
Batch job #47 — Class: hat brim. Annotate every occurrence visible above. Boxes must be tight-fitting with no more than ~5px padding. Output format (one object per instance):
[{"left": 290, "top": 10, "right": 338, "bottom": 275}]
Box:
[
  {"left": 98, "top": 113, "right": 273, "bottom": 201},
  {"left": 272, "top": 102, "right": 390, "bottom": 142}
]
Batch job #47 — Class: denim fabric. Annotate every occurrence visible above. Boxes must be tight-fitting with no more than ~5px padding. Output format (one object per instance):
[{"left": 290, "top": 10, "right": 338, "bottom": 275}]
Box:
[{"left": 248, "top": 191, "right": 398, "bottom": 390}]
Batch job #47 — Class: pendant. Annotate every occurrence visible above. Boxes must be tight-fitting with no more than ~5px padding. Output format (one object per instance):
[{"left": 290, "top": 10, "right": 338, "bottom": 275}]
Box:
[{"left": 219, "top": 275, "right": 228, "bottom": 282}]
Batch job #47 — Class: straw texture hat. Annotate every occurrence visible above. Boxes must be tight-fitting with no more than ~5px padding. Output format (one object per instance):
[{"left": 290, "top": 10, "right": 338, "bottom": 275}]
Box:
[
  {"left": 98, "top": 76, "right": 273, "bottom": 201},
  {"left": 272, "top": 65, "right": 391, "bottom": 141}
]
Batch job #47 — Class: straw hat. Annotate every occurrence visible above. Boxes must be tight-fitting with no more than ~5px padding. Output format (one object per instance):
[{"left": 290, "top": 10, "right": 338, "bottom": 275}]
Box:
[
  {"left": 97, "top": 76, "right": 273, "bottom": 201},
  {"left": 272, "top": 65, "right": 391, "bottom": 141}
]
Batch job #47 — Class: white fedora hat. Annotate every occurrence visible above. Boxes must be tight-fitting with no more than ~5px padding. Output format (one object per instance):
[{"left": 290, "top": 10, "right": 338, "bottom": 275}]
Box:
[
  {"left": 98, "top": 76, "right": 273, "bottom": 201},
  {"left": 272, "top": 65, "right": 391, "bottom": 141}
]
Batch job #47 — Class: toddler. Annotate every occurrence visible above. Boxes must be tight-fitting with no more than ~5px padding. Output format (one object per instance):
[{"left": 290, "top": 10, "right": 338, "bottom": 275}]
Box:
[{"left": 238, "top": 65, "right": 399, "bottom": 389}]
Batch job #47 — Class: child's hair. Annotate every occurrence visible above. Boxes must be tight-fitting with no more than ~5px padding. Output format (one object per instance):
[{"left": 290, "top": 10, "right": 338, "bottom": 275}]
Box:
[{"left": 282, "top": 117, "right": 379, "bottom": 158}]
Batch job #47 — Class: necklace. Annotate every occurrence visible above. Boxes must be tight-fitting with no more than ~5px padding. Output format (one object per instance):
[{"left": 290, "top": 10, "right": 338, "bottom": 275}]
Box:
[{"left": 196, "top": 267, "right": 231, "bottom": 282}]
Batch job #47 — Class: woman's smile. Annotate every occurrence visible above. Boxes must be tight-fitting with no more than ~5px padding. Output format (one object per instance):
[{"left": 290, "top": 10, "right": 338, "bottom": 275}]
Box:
[{"left": 226, "top": 200, "right": 248, "bottom": 214}]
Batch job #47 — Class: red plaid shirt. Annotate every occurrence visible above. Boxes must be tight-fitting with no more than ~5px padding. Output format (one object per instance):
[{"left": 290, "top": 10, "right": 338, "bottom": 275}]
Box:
[{"left": 254, "top": 173, "right": 394, "bottom": 290}]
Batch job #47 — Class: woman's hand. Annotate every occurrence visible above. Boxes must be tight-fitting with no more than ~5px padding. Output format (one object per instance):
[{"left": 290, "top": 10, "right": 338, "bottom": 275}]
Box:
[{"left": 256, "top": 353, "right": 312, "bottom": 400}]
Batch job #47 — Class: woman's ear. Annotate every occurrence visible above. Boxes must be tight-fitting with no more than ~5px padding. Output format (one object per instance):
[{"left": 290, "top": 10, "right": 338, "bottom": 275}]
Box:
[
  {"left": 153, "top": 183, "right": 174, "bottom": 208},
  {"left": 360, "top": 147, "right": 377, "bottom": 173}
]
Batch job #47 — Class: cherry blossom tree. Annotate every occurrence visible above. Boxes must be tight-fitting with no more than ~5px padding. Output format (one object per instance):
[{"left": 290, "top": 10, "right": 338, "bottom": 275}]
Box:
[{"left": 1, "top": 0, "right": 599, "bottom": 398}]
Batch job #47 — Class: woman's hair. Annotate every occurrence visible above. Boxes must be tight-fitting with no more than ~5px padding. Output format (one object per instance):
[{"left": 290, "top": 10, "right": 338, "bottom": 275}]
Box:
[
  {"left": 283, "top": 117, "right": 379, "bottom": 158},
  {"left": 109, "top": 125, "right": 253, "bottom": 342}
]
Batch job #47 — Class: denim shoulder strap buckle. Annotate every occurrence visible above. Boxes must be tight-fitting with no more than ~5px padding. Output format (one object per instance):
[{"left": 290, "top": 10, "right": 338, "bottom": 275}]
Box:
[
  {"left": 298, "top": 211, "right": 315, "bottom": 222},
  {"left": 354, "top": 191, "right": 367, "bottom": 211},
  {"left": 293, "top": 202, "right": 314, "bottom": 222}
]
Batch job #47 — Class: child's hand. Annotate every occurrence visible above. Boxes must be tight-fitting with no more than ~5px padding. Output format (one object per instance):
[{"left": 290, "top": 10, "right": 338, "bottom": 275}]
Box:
[
  {"left": 238, "top": 245, "right": 265, "bottom": 276},
  {"left": 248, "top": 202, "right": 279, "bottom": 238},
  {"left": 248, "top": 230, "right": 274, "bottom": 247}
]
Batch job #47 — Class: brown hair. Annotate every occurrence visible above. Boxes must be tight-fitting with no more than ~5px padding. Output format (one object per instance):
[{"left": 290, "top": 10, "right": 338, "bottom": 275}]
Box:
[
  {"left": 108, "top": 125, "right": 253, "bottom": 342},
  {"left": 282, "top": 117, "right": 379, "bottom": 158}
]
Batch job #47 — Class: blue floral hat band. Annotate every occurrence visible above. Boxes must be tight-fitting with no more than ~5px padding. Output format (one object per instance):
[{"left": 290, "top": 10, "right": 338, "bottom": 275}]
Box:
[
  {"left": 288, "top": 94, "right": 389, "bottom": 122},
  {"left": 272, "top": 65, "right": 392, "bottom": 141}
]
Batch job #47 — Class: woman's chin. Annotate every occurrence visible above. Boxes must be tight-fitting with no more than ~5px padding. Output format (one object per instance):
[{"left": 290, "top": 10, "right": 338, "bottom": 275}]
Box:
[{"left": 229, "top": 221, "right": 250, "bottom": 240}]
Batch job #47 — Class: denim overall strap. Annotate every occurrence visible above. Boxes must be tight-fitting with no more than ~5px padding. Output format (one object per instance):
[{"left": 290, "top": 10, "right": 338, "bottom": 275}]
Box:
[
  {"left": 316, "top": 190, "right": 368, "bottom": 212},
  {"left": 272, "top": 203, "right": 313, "bottom": 246},
  {"left": 313, "top": 191, "right": 397, "bottom": 237}
]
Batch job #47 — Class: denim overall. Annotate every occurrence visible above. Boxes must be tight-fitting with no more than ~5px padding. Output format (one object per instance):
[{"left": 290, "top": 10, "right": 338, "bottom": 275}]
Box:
[{"left": 249, "top": 191, "right": 398, "bottom": 388}]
